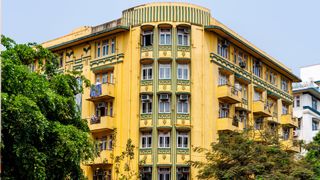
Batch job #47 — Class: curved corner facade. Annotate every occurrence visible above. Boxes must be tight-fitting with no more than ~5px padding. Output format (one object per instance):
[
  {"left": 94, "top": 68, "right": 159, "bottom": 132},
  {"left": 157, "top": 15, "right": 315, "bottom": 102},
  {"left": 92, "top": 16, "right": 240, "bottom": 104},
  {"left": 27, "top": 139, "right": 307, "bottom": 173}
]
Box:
[{"left": 42, "top": 2, "right": 301, "bottom": 180}]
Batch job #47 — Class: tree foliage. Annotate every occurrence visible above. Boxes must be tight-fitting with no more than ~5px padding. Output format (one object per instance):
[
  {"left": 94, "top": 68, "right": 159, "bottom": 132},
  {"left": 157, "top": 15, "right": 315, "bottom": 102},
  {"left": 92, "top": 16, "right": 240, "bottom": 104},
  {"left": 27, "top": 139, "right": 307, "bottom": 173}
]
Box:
[
  {"left": 1, "top": 35, "right": 95, "bottom": 179},
  {"left": 306, "top": 132, "right": 320, "bottom": 178},
  {"left": 188, "top": 130, "right": 314, "bottom": 180}
]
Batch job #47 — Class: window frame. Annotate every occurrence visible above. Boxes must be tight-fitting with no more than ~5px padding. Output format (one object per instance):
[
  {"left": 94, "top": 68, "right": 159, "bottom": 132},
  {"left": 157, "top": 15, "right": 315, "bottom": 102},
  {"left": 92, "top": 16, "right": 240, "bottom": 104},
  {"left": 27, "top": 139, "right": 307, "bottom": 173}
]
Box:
[
  {"left": 177, "top": 64, "right": 189, "bottom": 80},
  {"left": 177, "top": 27, "right": 190, "bottom": 46},
  {"left": 159, "top": 28, "right": 172, "bottom": 45},
  {"left": 159, "top": 64, "right": 171, "bottom": 80},
  {"left": 158, "top": 132, "right": 170, "bottom": 148},
  {"left": 177, "top": 132, "right": 189, "bottom": 148},
  {"left": 142, "top": 64, "right": 153, "bottom": 80},
  {"left": 141, "top": 132, "right": 152, "bottom": 149}
]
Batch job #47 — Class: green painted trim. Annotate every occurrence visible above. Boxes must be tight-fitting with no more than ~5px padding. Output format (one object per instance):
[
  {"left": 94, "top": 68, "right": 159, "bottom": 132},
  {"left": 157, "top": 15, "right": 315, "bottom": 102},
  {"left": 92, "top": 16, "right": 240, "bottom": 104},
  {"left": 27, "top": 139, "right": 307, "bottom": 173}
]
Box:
[
  {"left": 303, "top": 106, "right": 320, "bottom": 116},
  {"left": 205, "top": 25, "right": 301, "bottom": 82}
]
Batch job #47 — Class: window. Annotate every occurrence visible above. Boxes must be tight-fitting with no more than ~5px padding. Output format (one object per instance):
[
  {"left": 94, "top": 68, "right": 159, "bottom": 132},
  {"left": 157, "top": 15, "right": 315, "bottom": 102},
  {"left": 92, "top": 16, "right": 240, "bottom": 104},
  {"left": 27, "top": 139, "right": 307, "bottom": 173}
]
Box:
[
  {"left": 159, "top": 64, "right": 171, "bottom": 79},
  {"left": 312, "top": 97, "right": 317, "bottom": 110},
  {"left": 295, "top": 95, "right": 300, "bottom": 107},
  {"left": 109, "top": 102, "right": 113, "bottom": 117},
  {"left": 254, "top": 90, "right": 262, "bottom": 101},
  {"left": 107, "top": 135, "right": 113, "bottom": 150},
  {"left": 106, "top": 170, "right": 112, "bottom": 180},
  {"left": 96, "top": 102, "right": 107, "bottom": 117},
  {"left": 102, "top": 73, "right": 108, "bottom": 84},
  {"left": 111, "top": 38, "right": 116, "bottom": 54},
  {"left": 159, "top": 168, "right": 170, "bottom": 180},
  {"left": 102, "top": 40, "right": 109, "bottom": 56},
  {"left": 312, "top": 120, "right": 319, "bottom": 131},
  {"left": 142, "top": 95, "right": 152, "bottom": 114},
  {"left": 141, "top": 132, "right": 152, "bottom": 148},
  {"left": 242, "top": 86, "right": 248, "bottom": 100},
  {"left": 283, "top": 127, "right": 290, "bottom": 140},
  {"left": 282, "top": 104, "right": 288, "bottom": 115},
  {"left": 177, "top": 27, "right": 190, "bottom": 46},
  {"left": 93, "top": 168, "right": 107, "bottom": 180},
  {"left": 177, "top": 64, "right": 189, "bottom": 80},
  {"left": 177, "top": 167, "right": 190, "bottom": 180},
  {"left": 96, "top": 74, "right": 101, "bottom": 84},
  {"left": 177, "top": 95, "right": 189, "bottom": 114},
  {"left": 218, "top": 39, "right": 229, "bottom": 59},
  {"left": 142, "top": 30, "right": 153, "bottom": 47},
  {"left": 142, "top": 65, "right": 153, "bottom": 80},
  {"left": 219, "top": 103, "right": 229, "bottom": 118},
  {"left": 159, "top": 132, "right": 170, "bottom": 148},
  {"left": 177, "top": 132, "right": 188, "bottom": 148},
  {"left": 141, "top": 167, "right": 152, "bottom": 180},
  {"left": 110, "top": 72, "right": 114, "bottom": 83},
  {"left": 254, "top": 118, "right": 263, "bottom": 130},
  {"left": 59, "top": 53, "right": 64, "bottom": 68},
  {"left": 253, "top": 59, "right": 261, "bottom": 77},
  {"left": 270, "top": 71, "right": 277, "bottom": 86},
  {"left": 159, "top": 29, "right": 171, "bottom": 45},
  {"left": 281, "top": 78, "right": 289, "bottom": 92},
  {"left": 218, "top": 73, "right": 228, "bottom": 86},
  {"left": 159, "top": 94, "right": 170, "bottom": 113},
  {"left": 97, "top": 42, "right": 101, "bottom": 58},
  {"left": 99, "top": 136, "right": 107, "bottom": 151}
]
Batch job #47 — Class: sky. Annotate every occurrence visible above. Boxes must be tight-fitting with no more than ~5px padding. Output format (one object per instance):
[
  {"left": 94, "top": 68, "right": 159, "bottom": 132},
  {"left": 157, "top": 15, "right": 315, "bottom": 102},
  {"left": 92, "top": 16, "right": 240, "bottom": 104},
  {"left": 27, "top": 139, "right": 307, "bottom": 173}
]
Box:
[{"left": 3, "top": 0, "right": 320, "bottom": 76}]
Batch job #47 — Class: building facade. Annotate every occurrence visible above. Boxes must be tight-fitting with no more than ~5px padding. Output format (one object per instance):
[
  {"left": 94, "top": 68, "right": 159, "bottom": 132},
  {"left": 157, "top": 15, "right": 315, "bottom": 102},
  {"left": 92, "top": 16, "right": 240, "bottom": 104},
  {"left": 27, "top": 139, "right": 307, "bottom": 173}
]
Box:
[
  {"left": 293, "top": 65, "right": 320, "bottom": 144},
  {"left": 42, "top": 2, "right": 301, "bottom": 180}
]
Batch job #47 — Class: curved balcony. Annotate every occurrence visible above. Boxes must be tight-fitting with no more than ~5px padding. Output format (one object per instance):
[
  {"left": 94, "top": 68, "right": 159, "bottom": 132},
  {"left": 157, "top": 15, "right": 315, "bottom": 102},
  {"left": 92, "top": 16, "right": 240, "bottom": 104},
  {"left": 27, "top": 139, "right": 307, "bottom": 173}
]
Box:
[
  {"left": 87, "top": 116, "right": 115, "bottom": 133},
  {"left": 217, "top": 85, "right": 241, "bottom": 104},
  {"left": 87, "top": 83, "right": 115, "bottom": 102},
  {"left": 85, "top": 150, "right": 113, "bottom": 165},
  {"left": 280, "top": 114, "right": 298, "bottom": 127},
  {"left": 253, "top": 101, "right": 272, "bottom": 117},
  {"left": 217, "top": 117, "right": 240, "bottom": 131}
]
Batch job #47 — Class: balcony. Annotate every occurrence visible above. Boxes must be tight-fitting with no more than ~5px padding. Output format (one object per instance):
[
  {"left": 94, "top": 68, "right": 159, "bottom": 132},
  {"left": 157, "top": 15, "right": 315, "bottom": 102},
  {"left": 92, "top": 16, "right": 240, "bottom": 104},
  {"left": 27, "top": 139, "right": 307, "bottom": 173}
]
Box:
[
  {"left": 217, "top": 85, "right": 241, "bottom": 104},
  {"left": 217, "top": 117, "right": 240, "bottom": 131},
  {"left": 281, "top": 140, "right": 300, "bottom": 153},
  {"left": 253, "top": 101, "right": 272, "bottom": 117},
  {"left": 266, "top": 112, "right": 279, "bottom": 123},
  {"left": 235, "top": 98, "right": 249, "bottom": 111},
  {"left": 87, "top": 83, "right": 115, "bottom": 101},
  {"left": 280, "top": 114, "right": 298, "bottom": 127},
  {"left": 87, "top": 115, "right": 115, "bottom": 133},
  {"left": 86, "top": 150, "right": 113, "bottom": 165}
]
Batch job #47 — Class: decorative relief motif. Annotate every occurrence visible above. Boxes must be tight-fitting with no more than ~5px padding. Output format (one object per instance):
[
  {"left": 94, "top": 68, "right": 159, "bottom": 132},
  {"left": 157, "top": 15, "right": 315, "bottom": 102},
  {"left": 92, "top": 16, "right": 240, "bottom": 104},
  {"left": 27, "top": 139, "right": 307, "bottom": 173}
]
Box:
[
  {"left": 181, "top": 155, "right": 185, "bottom": 160},
  {"left": 159, "top": 79, "right": 171, "bottom": 85},
  {"left": 73, "top": 64, "right": 83, "bottom": 72},
  {"left": 140, "top": 149, "right": 152, "bottom": 154},
  {"left": 177, "top": 148, "right": 190, "bottom": 154},
  {"left": 177, "top": 46, "right": 191, "bottom": 52},
  {"left": 176, "top": 114, "right": 190, "bottom": 120},
  {"left": 90, "top": 53, "right": 124, "bottom": 67},
  {"left": 177, "top": 80, "right": 190, "bottom": 86},
  {"left": 158, "top": 148, "right": 171, "bottom": 154},
  {"left": 163, "top": 119, "right": 167, "bottom": 125},
  {"left": 141, "top": 80, "right": 153, "bottom": 86},
  {"left": 162, "top": 155, "right": 166, "bottom": 160},
  {"left": 145, "top": 86, "right": 148, "bottom": 91},
  {"left": 141, "top": 114, "right": 152, "bottom": 120},
  {"left": 144, "top": 120, "right": 148, "bottom": 125},
  {"left": 159, "top": 113, "right": 171, "bottom": 119},
  {"left": 141, "top": 46, "right": 153, "bottom": 52},
  {"left": 163, "top": 51, "right": 167, "bottom": 56},
  {"left": 210, "top": 53, "right": 293, "bottom": 102},
  {"left": 163, "top": 85, "right": 167, "bottom": 90},
  {"left": 159, "top": 45, "right": 172, "bottom": 51}
]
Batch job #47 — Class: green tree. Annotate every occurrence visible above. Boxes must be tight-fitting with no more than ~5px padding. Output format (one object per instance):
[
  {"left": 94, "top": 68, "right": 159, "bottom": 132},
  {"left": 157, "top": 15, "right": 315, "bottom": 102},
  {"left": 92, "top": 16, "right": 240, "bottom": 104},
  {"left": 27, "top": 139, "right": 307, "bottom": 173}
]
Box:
[
  {"left": 1, "top": 36, "right": 95, "bottom": 179},
  {"left": 306, "top": 132, "right": 320, "bottom": 178},
  {"left": 188, "top": 130, "right": 314, "bottom": 180}
]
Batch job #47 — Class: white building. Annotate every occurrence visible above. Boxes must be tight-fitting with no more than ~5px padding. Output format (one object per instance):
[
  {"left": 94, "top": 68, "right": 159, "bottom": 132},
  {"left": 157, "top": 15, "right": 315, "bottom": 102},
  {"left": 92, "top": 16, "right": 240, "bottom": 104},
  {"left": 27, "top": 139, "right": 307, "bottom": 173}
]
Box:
[{"left": 293, "top": 64, "right": 320, "bottom": 143}]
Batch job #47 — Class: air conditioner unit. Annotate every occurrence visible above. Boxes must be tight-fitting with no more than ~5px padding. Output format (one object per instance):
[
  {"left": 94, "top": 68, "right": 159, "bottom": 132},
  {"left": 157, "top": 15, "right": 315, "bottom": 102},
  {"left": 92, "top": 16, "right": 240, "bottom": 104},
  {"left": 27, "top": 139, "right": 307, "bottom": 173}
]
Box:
[
  {"left": 179, "top": 94, "right": 189, "bottom": 101},
  {"left": 141, "top": 94, "right": 151, "bottom": 101},
  {"left": 143, "top": 167, "right": 152, "bottom": 172},
  {"left": 159, "top": 94, "right": 169, "bottom": 100},
  {"left": 239, "top": 61, "right": 246, "bottom": 68},
  {"left": 234, "top": 82, "right": 242, "bottom": 91},
  {"left": 222, "top": 40, "right": 230, "bottom": 47},
  {"left": 293, "top": 130, "right": 299, "bottom": 137}
]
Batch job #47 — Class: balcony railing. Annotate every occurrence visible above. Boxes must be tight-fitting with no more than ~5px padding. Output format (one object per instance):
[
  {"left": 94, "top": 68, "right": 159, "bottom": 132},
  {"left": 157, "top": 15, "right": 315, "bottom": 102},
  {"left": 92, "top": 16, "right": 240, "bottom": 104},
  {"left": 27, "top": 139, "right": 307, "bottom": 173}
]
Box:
[{"left": 88, "top": 83, "right": 115, "bottom": 101}]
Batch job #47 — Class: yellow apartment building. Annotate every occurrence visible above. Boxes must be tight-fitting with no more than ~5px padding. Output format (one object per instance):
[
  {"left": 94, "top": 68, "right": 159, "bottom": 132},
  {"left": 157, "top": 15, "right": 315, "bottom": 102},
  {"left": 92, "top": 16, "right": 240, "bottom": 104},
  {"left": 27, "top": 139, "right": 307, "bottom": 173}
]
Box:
[{"left": 42, "top": 2, "right": 301, "bottom": 180}]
